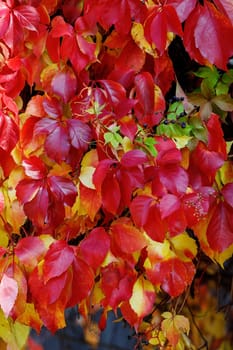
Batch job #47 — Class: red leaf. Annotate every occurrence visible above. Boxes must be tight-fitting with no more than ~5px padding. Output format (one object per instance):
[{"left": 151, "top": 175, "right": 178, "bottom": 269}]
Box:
[
  {"left": 13, "top": 5, "right": 40, "bottom": 31},
  {"left": 135, "top": 72, "right": 155, "bottom": 118},
  {"left": 118, "top": 116, "right": 138, "bottom": 141},
  {"left": 51, "top": 68, "right": 77, "bottom": 103},
  {"left": 144, "top": 5, "right": 183, "bottom": 53},
  {"left": 184, "top": 2, "right": 233, "bottom": 69},
  {"left": 159, "top": 194, "right": 181, "bottom": 219},
  {"left": 2, "top": 3, "right": 40, "bottom": 54},
  {"left": 101, "top": 172, "right": 121, "bottom": 215},
  {"left": 0, "top": 111, "right": 19, "bottom": 152},
  {"left": 206, "top": 114, "right": 226, "bottom": 158},
  {"left": 154, "top": 52, "right": 175, "bottom": 95},
  {"left": 120, "top": 149, "right": 148, "bottom": 168},
  {"left": 49, "top": 16, "right": 73, "bottom": 38},
  {"left": 146, "top": 258, "right": 195, "bottom": 297},
  {"left": 48, "top": 176, "right": 77, "bottom": 206},
  {"left": 143, "top": 204, "right": 167, "bottom": 242},
  {"left": 42, "top": 97, "right": 62, "bottom": 118},
  {"left": 16, "top": 178, "right": 42, "bottom": 205},
  {"left": 192, "top": 142, "right": 225, "bottom": 180},
  {"left": 207, "top": 202, "right": 233, "bottom": 252},
  {"left": 43, "top": 272, "right": 69, "bottom": 305},
  {"left": 110, "top": 217, "right": 147, "bottom": 255},
  {"left": 222, "top": 183, "right": 233, "bottom": 208},
  {"left": 22, "top": 156, "right": 47, "bottom": 180},
  {"left": 45, "top": 124, "right": 70, "bottom": 162},
  {"left": 61, "top": 31, "right": 96, "bottom": 73},
  {"left": 67, "top": 119, "right": 92, "bottom": 150},
  {"left": 101, "top": 262, "right": 136, "bottom": 309},
  {"left": 159, "top": 165, "right": 188, "bottom": 195},
  {"left": 24, "top": 186, "right": 49, "bottom": 227},
  {"left": 168, "top": 0, "right": 197, "bottom": 22},
  {"left": 15, "top": 237, "right": 46, "bottom": 270},
  {"left": 27, "top": 337, "right": 43, "bottom": 350},
  {"left": 156, "top": 137, "right": 182, "bottom": 165},
  {"left": 68, "top": 256, "right": 94, "bottom": 306},
  {"left": 99, "top": 79, "right": 134, "bottom": 118},
  {"left": 0, "top": 149, "right": 16, "bottom": 177},
  {"left": 79, "top": 227, "right": 110, "bottom": 270},
  {"left": 214, "top": 0, "right": 233, "bottom": 25},
  {"left": 43, "top": 240, "right": 74, "bottom": 282},
  {"left": 130, "top": 195, "right": 154, "bottom": 228}
]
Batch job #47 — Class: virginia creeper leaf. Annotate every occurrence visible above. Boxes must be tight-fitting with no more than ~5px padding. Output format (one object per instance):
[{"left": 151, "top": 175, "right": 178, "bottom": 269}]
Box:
[
  {"left": 79, "top": 227, "right": 110, "bottom": 270},
  {"left": 0, "top": 274, "right": 18, "bottom": 318},
  {"left": 43, "top": 240, "right": 74, "bottom": 282}
]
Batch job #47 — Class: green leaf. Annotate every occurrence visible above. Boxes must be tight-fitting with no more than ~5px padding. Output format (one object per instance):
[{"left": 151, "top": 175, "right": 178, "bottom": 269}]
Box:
[
  {"left": 201, "top": 79, "right": 215, "bottom": 99},
  {"left": 222, "top": 70, "right": 233, "bottom": 85},
  {"left": 189, "top": 116, "right": 208, "bottom": 143},
  {"left": 104, "top": 128, "right": 123, "bottom": 148},
  {"left": 195, "top": 66, "right": 219, "bottom": 84},
  {"left": 157, "top": 123, "right": 191, "bottom": 138},
  {"left": 216, "top": 81, "right": 229, "bottom": 96},
  {"left": 144, "top": 137, "right": 157, "bottom": 157}
]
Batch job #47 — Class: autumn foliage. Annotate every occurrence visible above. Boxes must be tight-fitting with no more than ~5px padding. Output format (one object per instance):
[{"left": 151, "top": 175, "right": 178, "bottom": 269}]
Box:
[{"left": 0, "top": 0, "right": 233, "bottom": 349}]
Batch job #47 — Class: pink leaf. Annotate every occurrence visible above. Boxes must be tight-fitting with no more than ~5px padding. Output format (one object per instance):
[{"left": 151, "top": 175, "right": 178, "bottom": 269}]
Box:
[
  {"left": 120, "top": 149, "right": 148, "bottom": 168},
  {"left": 0, "top": 274, "right": 18, "bottom": 317},
  {"left": 51, "top": 69, "right": 77, "bottom": 103},
  {"left": 67, "top": 119, "right": 92, "bottom": 150},
  {"left": 160, "top": 194, "right": 181, "bottom": 219},
  {"left": 222, "top": 183, "right": 233, "bottom": 208}
]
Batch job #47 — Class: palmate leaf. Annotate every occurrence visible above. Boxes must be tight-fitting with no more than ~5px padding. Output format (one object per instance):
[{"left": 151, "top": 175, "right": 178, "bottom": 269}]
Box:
[
  {"left": 101, "top": 261, "right": 136, "bottom": 310},
  {"left": 16, "top": 156, "right": 77, "bottom": 228},
  {"left": 161, "top": 312, "right": 190, "bottom": 347},
  {"left": 0, "top": 2, "right": 40, "bottom": 54},
  {"left": 146, "top": 258, "right": 195, "bottom": 297}
]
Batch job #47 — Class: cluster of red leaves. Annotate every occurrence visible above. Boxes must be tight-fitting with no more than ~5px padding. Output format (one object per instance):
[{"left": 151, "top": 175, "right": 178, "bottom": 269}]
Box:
[{"left": 0, "top": 0, "right": 232, "bottom": 348}]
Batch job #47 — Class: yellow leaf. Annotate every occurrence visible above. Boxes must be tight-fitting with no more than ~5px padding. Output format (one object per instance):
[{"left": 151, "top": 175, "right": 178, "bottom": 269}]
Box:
[
  {"left": 170, "top": 232, "right": 198, "bottom": 261},
  {"left": 49, "top": 162, "right": 72, "bottom": 177},
  {"left": 0, "top": 310, "right": 30, "bottom": 350},
  {"left": 16, "top": 303, "right": 42, "bottom": 333},
  {"left": 79, "top": 149, "right": 99, "bottom": 189},
  {"left": 145, "top": 238, "right": 170, "bottom": 265},
  {"left": 0, "top": 229, "right": 9, "bottom": 248},
  {"left": 173, "top": 136, "right": 193, "bottom": 149},
  {"left": 213, "top": 243, "right": 233, "bottom": 267},
  {"left": 9, "top": 320, "right": 30, "bottom": 350},
  {"left": 218, "top": 160, "right": 233, "bottom": 186},
  {"left": 129, "top": 276, "right": 155, "bottom": 319},
  {"left": 79, "top": 166, "right": 96, "bottom": 189},
  {"left": 161, "top": 313, "right": 190, "bottom": 347},
  {"left": 131, "top": 22, "right": 157, "bottom": 57}
]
